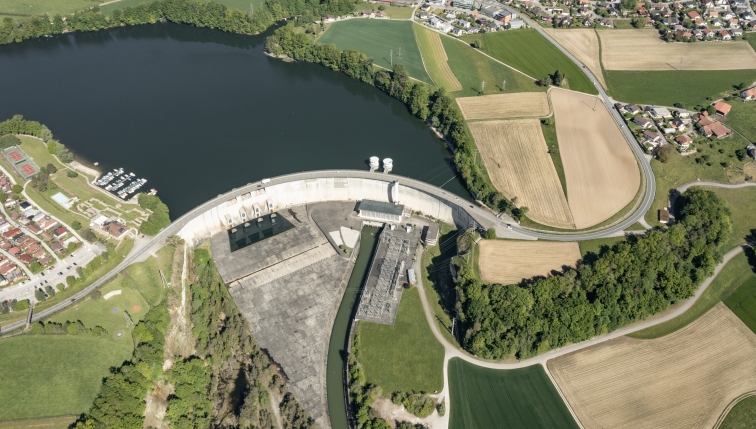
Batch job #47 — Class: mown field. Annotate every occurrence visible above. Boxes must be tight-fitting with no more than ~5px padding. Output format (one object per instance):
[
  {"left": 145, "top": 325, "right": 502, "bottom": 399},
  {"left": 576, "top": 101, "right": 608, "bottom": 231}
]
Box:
[
  {"left": 0, "top": 416, "right": 75, "bottom": 429},
  {"left": 577, "top": 236, "right": 625, "bottom": 258},
  {"left": 721, "top": 395, "right": 756, "bottom": 429},
  {"left": 100, "top": 0, "right": 264, "bottom": 15},
  {"left": 449, "top": 360, "right": 579, "bottom": 429},
  {"left": 0, "top": 0, "right": 96, "bottom": 18},
  {"left": 463, "top": 29, "right": 597, "bottom": 95},
  {"left": 725, "top": 274, "right": 756, "bottom": 333},
  {"left": 318, "top": 20, "right": 432, "bottom": 83},
  {"left": 356, "top": 287, "right": 444, "bottom": 393},
  {"left": 605, "top": 69, "right": 756, "bottom": 107},
  {"left": 414, "top": 24, "right": 462, "bottom": 91},
  {"left": 723, "top": 101, "right": 756, "bottom": 143}
]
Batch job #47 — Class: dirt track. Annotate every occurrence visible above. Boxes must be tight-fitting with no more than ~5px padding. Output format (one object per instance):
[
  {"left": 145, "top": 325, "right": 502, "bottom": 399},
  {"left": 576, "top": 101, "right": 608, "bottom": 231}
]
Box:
[
  {"left": 551, "top": 88, "right": 639, "bottom": 229},
  {"left": 478, "top": 240, "right": 581, "bottom": 285},
  {"left": 456, "top": 93, "right": 550, "bottom": 120},
  {"left": 549, "top": 303, "right": 756, "bottom": 429},
  {"left": 544, "top": 29, "right": 606, "bottom": 88}
]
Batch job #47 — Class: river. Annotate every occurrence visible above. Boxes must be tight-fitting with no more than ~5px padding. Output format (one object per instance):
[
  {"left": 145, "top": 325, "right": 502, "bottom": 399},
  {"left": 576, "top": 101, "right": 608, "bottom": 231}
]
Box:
[{"left": 0, "top": 23, "right": 469, "bottom": 217}]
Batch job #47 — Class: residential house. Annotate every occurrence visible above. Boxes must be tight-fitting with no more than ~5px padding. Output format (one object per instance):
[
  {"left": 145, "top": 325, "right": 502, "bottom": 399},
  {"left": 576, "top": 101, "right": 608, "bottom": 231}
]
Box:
[
  {"left": 741, "top": 87, "right": 756, "bottom": 100},
  {"left": 362, "top": 9, "right": 376, "bottom": 18},
  {"left": 486, "top": 21, "right": 501, "bottom": 31},
  {"left": 451, "top": 27, "right": 467, "bottom": 35},
  {"left": 455, "top": 19, "right": 471, "bottom": 28},
  {"left": 39, "top": 256, "right": 51, "bottom": 266},
  {"left": 675, "top": 134, "right": 693, "bottom": 149},
  {"left": 646, "top": 106, "right": 673, "bottom": 118},
  {"left": 509, "top": 19, "right": 524, "bottom": 28},
  {"left": 712, "top": 17, "right": 723, "bottom": 26},
  {"left": 8, "top": 247, "right": 20, "bottom": 255},
  {"left": 703, "top": 27, "right": 715, "bottom": 37},
  {"left": 643, "top": 130, "right": 664, "bottom": 144},
  {"left": 687, "top": 10, "right": 700, "bottom": 19},
  {"left": 729, "top": 28, "right": 743, "bottom": 36},
  {"left": 729, "top": 17, "right": 740, "bottom": 27},
  {"left": 50, "top": 242, "right": 63, "bottom": 253},
  {"left": 19, "top": 202, "right": 31, "bottom": 211},
  {"left": 416, "top": 11, "right": 431, "bottom": 19},
  {"left": 720, "top": 9, "right": 734, "bottom": 19},
  {"left": 0, "top": 264, "right": 16, "bottom": 276},
  {"left": 663, "top": 17, "right": 680, "bottom": 25},
  {"left": 481, "top": 5, "right": 503, "bottom": 16},
  {"left": 41, "top": 218, "right": 57, "bottom": 230},
  {"left": 103, "top": 221, "right": 129, "bottom": 239},
  {"left": 322, "top": 15, "right": 336, "bottom": 23},
  {"left": 4, "top": 200, "right": 15, "bottom": 208},
  {"left": 27, "top": 224, "right": 41, "bottom": 234},
  {"left": 701, "top": 122, "right": 733, "bottom": 138},
  {"left": 625, "top": 104, "right": 642, "bottom": 114},
  {"left": 582, "top": 17, "right": 593, "bottom": 26},
  {"left": 713, "top": 101, "right": 732, "bottom": 116},
  {"left": 558, "top": 16, "right": 572, "bottom": 26},
  {"left": 671, "top": 118, "right": 687, "bottom": 131},
  {"left": 701, "top": 0, "right": 715, "bottom": 9},
  {"left": 53, "top": 227, "right": 68, "bottom": 239},
  {"left": 719, "top": 29, "right": 731, "bottom": 39},
  {"left": 600, "top": 18, "right": 614, "bottom": 27},
  {"left": 32, "top": 249, "right": 45, "bottom": 259},
  {"left": 633, "top": 116, "right": 655, "bottom": 128}
]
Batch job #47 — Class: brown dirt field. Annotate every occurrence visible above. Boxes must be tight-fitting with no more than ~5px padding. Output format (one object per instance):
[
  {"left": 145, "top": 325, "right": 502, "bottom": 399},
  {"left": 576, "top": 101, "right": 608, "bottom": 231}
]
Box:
[
  {"left": 456, "top": 92, "right": 550, "bottom": 120},
  {"left": 468, "top": 119, "right": 575, "bottom": 228},
  {"left": 599, "top": 29, "right": 756, "bottom": 70},
  {"left": 551, "top": 88, "right": 640, "bottom": 228},
  {"left": 415, "top": 25, "right": 462, "bottom": 92},
  {"left": 549, "top": 303, "right": 756, "bottom": 429},
  {"left": 544, "top": 29, "right": 606, "bottom": 88},
  {"left": 744, "top": 163, "right": 756, "bottom": 181},
  {"left": 478, "top": 240, "right": 581, "bottom": 284}
]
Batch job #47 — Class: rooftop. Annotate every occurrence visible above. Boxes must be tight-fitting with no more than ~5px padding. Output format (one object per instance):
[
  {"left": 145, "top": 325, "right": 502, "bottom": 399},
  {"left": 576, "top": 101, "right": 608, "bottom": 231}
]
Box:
[{"left": 358, "top": 200, "right": 404, "bottom": 216}]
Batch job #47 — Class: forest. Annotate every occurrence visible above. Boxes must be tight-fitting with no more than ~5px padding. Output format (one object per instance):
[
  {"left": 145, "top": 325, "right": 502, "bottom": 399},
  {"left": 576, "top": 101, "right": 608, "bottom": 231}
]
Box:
[{"left": 457, "top": 188, "right": 733, "bottom": 359}]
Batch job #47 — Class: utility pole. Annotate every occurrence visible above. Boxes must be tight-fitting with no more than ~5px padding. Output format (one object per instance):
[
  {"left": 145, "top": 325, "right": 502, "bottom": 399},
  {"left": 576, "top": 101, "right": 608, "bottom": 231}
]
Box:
[
  {"left": 678, "top": 56, "right": 684, "bottom": 70},
  {"left": 398, "top": 46, "right": 402, "bottom": 59},
  {"left": 480, "top": 80, "right": 485, "bottom": 94},
  {"left": 501, "top": 80, "right": 506, "bottom": 91},
  {"left": 451, "top": 317, "right": 456, "bottom": 337},
  {"left": 390, "top": 49, "right": 393, "bottom": 66},
  {"left": 592, "top": 97, "right": 598, "bottom": 111}
]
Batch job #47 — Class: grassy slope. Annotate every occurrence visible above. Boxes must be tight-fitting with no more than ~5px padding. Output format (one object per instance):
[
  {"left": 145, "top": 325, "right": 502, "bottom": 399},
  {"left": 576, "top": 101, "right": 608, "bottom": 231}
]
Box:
[
  {"left": 463, "top": 29, "right": 597, "bottom": 95},
  {"left": 723, "top": 101, "right": 756, "bottom": 143},
  {"left": 0, "top": 0, "right": 95, "bottom": 18},
  {"left": 629, "top": 251, "right": 756, "bottom": 339},
  {"left": 724, "top": 275, "right": 756, "bottom": 333},
  {"left": 0, "top": 246, "right": 173, "bottom": 422},
  {"left": 721, "top": 395, "right": 756, "bottom": 429},
  {"left": 710, "top": 187, "right": 756, "bottom": 250},
  {"left": 318, "top": 20, "right": 433, "bottom": 84},
  {"left": 540, "top": 120, "right": 567, "bottom": 198},
  {"left": 605, "top": 69, "right": 756, "bottom": 107},
  {"left": 577, "top": 236, "right": 625, "bottom": 258},
  {"left": 448, "top": 359, "right": 579, "bottom": 429},
  {"left": 357, "top": 287, "right": 444, "bottom": 393},
  {"left": 421, "top": 223, "right": 459, "bottom": 347},
  {"left": 414, "top": 24, "right": 455, "bottom": 89}
]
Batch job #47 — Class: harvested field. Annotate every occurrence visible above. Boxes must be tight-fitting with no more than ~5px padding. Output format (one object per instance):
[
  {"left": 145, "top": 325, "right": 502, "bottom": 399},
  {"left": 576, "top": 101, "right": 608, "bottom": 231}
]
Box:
[
  {"left": 468, "top": 119, "right": 574, "bottom": 228},
  {"left": 551, "top": 88, "right": 639, "bottom": 228},
  {"left": 599, "top": 30, "right": 756, "bottom": 70},
  {"left": 414, "top": 25, "right": 462, "bottom": 91},
  {"left": 456, "top": 92, "right": 550, "bottom": 120},
  {"left": 544, "top": 29, "right": 606, "bottom": 88},
  {"left": 478, "top": 240, "right": 581, "bottom": 285},
  {"left": 549, "top": 303, "right": 756, "bottom": 429}
]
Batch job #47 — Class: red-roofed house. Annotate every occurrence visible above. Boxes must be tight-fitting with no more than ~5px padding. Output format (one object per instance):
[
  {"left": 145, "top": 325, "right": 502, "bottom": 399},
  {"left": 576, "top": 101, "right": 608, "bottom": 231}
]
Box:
[
  {"left": 1, "top": 242, "right": 10, "bottom": 250},
  {"left": 713, "top": 101, "right": 732, "bottom": 116},
  {"left": 675, "top": 135, "right": 693, "bottom": 149},
  {"left": 27, "top": 224, "right": 42, "bottom": 234},
  {"left": 0, "top": 264, "right": 16, "bottom": 275},
  {"left": 687, "top": 11, "right": 699, "bottom": 19},
  {"left": 32, "top": 249, "right": 46, "bottom": 259},
  {"left": 742, "top": 87, "right": 756, "bottom": 101},
  {"left": 41, "top": 219, "right": 58, "bottom": 230},
  {"left": 8, "top": 247, "right": 20, "bottom": 255},
  {"left": 50, "top": 242, "right": 63, "bottom": 253},
  {"left": 53, "top": 227, "right": 68, "bottom": 238},
  {"left": 702, "top": 122, "right": 732, "bottom": 138},
  {"left": 39, "top": 256, "right": 52, "bottom": 266},
  {"left": 3, "top": 228, "right": 20, "bottom": 239},
  {"left": 19, "top": 254, "right": 31, "bottom": 264}
]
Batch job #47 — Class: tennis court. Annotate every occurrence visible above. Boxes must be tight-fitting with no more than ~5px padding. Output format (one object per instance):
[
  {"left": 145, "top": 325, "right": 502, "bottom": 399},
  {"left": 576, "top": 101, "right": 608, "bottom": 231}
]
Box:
[{"left": 7, "top": 150, "right": 23, "bottom": 163}]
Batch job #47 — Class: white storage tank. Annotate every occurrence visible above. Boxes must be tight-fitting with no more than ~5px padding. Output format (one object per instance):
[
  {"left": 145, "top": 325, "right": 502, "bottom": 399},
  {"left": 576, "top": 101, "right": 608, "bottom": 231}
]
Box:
[
  {"left": 369, "top": 156, "right": 380, "bottom": 168},
  {"left": 383, "top": 158, "right": 393, "bottom": 172}
]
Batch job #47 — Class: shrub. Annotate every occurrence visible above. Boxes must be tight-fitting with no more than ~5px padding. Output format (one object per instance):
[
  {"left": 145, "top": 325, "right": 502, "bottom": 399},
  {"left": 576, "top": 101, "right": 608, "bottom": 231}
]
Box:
[
  {"left": 436, "top": 400, "right": 446, "bottom": 416},
  {"left": 71, "top": 220, "right": 82, "bottom": 230},
  {"left": 484, "top": 228, "right": 497, "bottom": 240},
  {"left": 391, "top": 392, "right": 436, "bottom": 418},
  {"left": 67, "top": 170, "right": 78, "bottom": 178}
]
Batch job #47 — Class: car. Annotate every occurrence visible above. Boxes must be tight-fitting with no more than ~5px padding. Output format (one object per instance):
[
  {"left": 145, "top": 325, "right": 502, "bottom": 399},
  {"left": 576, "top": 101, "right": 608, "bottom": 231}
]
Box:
[
  {"left": 73, "top": 262, "right": 77, "bottom": 266},
  {"left": 40, "top": 272, "right": 45, "bottom": 276},
  {"left": 58, "top": 272, "right": 63, "bottom": 276},
  {"left": 67, "top": 266, "right": 71, "bottom": 270},
  {"left": 506, "top": 224, "right": 512, "bottom": 229}
]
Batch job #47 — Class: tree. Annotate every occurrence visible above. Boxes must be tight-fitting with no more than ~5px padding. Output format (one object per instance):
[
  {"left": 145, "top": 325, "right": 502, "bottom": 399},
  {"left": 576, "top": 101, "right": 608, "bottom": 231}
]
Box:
[
  {"left": 71, "top": 220, "right": 82, "bottom": 230},
  {"left": 484, "top": 228, "right": 497, "bottom": 239},
  {"left": 552, "top": 70, "right": 565, "bottom": 86},
  {"left": 34, "top": 289, "right": 46, "bottom": 302},
  {"left": 736, "top": 148, "right": 747, "bottom": 161},
  {"left": 46, "top": 163, "right": 57, "bottom": 174},
  {"left": 620, "top": 0, "right": 637, "bottom": 9},
  {"left": 29, "top": 261, "right": 43, "bottom": 274},
  {"left": 80, "top": 228, "right": 97, "bottom": 242},
  {"left": 11, "top": 184, "right": 22, "bottom": 194},
  {"left": 472, "top": 40, "right": 481, "bottom": 49},
  {"left": 0, "top": 134, "right": 21, "bottom": 149},
  {"left": 67, "top": 170, "right": 78, "bottom": 178},
  {"left": 658, "top": 144, "right": 676, "bottom": 163},
  {"left": 706, "top": 105, "right": 716, "bottom": 115},
  {"left": 91, "top": 290, "right": 102, "bottom": 300},
  {"left": 47, "top": 140, "right": 58, "bottom": 154}
]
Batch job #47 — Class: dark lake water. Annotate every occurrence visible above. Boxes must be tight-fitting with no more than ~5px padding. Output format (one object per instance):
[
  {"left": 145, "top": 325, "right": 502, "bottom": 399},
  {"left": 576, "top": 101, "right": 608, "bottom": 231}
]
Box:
[{"left": 0, "top": 23, "right": 468, "bottom": 217}]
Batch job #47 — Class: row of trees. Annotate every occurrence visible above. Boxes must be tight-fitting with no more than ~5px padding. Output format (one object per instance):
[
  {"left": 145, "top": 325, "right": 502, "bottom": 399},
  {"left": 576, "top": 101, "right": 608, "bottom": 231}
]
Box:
[
  {"left": 30, "top": 319, "right": 108, "bottom": 337},
  {"left": 137, "top": 193, "right": 171, "bottom": 235},
  {"left": 458, "top": 188, "right": 733, "bottom": 359},
  {"left": 266, "top": 24, "right": 515, "bottom": 215},
  {"left": 0, "top": 298, "right": 29, "bottom": 314}
]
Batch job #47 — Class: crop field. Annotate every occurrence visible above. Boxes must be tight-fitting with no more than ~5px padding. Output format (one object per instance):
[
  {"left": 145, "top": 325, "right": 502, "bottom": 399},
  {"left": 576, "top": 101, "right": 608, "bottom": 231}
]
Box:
[
  {"left": 456, "top": 92, "right": 550, "bottom": 120},
  {"left": 725, "top": 275, "right": 756, "bottom": 333},
  {"left": 720, "top": 395, "right": 756, "bottom": 429},
  {"left": 449, "top": 359, "right": 579, "bottom": 429},
  {"left": 318, "top": 20, "right": 432, "bottom": 83},
  {"left": 551, "top": 88, "right": 640, "bottom": 229},
  {"left": 599, "top": 30, "right": 756, "bottom": 71},
  {"left": 605, "top": 69, "right": 756, "bottom": 107},
  {"left": 478, "top": 240, "right": 581, "bottom": 285},
  {"left": 468, "top": 119, "right": 574, "bottom": 228},
  {"left": 549, "top": 303, "right": 756, "bottom": 429},
  {"left": 414, "top": 25, "right": 462, "bottom": 91},
  {"left": 463, "top": 29, "right": 597, "bottom": 95},
  {"left": 544, "top": 29, "right": 606, "bottom": 88}
]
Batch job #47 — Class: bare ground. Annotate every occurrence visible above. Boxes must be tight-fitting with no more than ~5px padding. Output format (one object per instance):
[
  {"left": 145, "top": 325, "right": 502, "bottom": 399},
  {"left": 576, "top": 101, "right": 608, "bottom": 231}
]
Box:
[
  {"left": 544, "top": 28, "right": 606, "bottom": 88},
  {"left": 164, "top": 244, "right": 195, "bottom": 360},
  {"left": 143, "top": 381, "right": 174, "bottom": 429},
  {"left": 478, "top": 240, "right": 581, "bottom": 285},
  {"left": 456, "top": 92, "right": 550, "bottom": 120}
]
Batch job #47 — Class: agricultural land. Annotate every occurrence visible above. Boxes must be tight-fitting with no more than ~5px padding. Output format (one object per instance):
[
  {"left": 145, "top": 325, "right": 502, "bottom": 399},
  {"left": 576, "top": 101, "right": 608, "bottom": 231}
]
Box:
[
  {"left": 414, "top": 24, "right": 462, "bottom": 92},
  {"left": 478, "top": 240, "right": 581, "bottom": 285},
  {"left": 468, "top": 119, "right": 574, "bottom": 228},
  {"left": 318, "top": 20, "right": 433, "bottom": 84},
  {"left": 720, "top": 395, "right": 756, "bottom": 429},
  {"left": 549, "top": 303, "right": 756, "bottom": 429},
  {"left": 551, "top": 88, "right": 640, "bottom": 229},
  {"left": 725, "top": 274, "right": 756, "bottom": 333},
  {"left": 449, "top": 359, "right": 579, "bottom": 429},
  {"left": 543, "top": 28, "right": 605, "bottom": 88},
  {"left": 723, "top": 101, "right": 756, "bottom": 143},
  {"left": 463, "top": 29, "right": 597, "bottom": 95},
  {"left": 456, "top": 92, "right": 550, "bottom": 120}
]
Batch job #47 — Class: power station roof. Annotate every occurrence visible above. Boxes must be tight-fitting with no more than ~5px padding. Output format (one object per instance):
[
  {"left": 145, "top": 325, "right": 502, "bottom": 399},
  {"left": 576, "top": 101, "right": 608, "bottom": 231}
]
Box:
[{"left": 359, "top": 200, "right": 404, "bottom": 216}]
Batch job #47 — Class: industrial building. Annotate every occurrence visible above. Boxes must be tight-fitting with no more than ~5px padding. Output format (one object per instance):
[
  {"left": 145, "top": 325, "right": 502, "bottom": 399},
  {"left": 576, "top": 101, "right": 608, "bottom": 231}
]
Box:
[
  {"left": 423, "top": 223, "right": 440, "bottom": 245},
  {"left": 358, "top": 200, "right": 405, "bottom": 223}
]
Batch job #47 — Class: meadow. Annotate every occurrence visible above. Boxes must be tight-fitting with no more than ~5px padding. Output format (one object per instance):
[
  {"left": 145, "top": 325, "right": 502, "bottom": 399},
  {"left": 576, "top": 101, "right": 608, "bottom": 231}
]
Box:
[
  {"left": 723, "top": 101, "right": 756, "bottom": 143},
  {"left": 0, "top": 0, "right": 96, "bottom": 19},
  {"left": 449, "top": 360, "right": 579, "bottom": 429},
  {"left": 414, "top": 25, "right": 462, "bottom": 91},
  {"left": 463, "top": 29, "right": 597, "bottom": 95},
  {"left": 318, "top": 20, "right": 433, "bottom": 83},
  {"left": 725, "top": 274, "right": 756, "bottom": 333},
  {"left": 100, "top": 0, "right": 263, "bottom": 15},
  {"left": 577, "top": 236, "right": 625, "bottom": 258},
  {"left": 720, "top": 395, "right": 756, "bottom": 429},
  {"left": 355, "top": 287, "right": 444, "bottom": 393}
]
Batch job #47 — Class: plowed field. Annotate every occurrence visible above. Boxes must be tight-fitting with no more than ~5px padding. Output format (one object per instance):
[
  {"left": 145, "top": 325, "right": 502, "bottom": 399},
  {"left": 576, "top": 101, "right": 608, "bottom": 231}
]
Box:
[
  {"left": 478, "top": 240, "right": 581, "bottom": 285},
  {"left": 549, "top": 303, "right": 756, "bottom": 429},
  {"left": 456, "top": 92, "right": 550, "bottom": 120},
  {"left": 468, "top": 119, "right": 574, "bottom": 228}
]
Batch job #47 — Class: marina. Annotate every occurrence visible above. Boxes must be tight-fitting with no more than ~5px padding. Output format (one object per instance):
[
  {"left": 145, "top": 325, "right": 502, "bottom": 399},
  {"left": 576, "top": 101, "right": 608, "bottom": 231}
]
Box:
[{"left": 94, "top": 168, "right": 151, "bottom": 200}]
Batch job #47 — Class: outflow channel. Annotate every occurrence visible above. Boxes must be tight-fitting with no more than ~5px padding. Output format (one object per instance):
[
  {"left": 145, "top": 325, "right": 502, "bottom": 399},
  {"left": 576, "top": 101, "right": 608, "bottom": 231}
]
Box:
[{"left": 326, "top": 227, "right": 380, "bottom": 429}]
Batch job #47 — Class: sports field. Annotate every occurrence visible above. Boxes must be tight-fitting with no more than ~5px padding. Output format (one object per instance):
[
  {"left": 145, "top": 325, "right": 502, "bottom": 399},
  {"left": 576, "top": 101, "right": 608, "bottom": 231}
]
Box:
[
  {"left": 599, "top": 30, "right": 756, "bottom": 71},
  {"left": 468, "top": 119, "right": 574, "bottom": 228},
  {"left": 549, "top": 303, "right": 756, "bottom": 429},
  {"left": 551, "top": 88, "right": 640, "bottom": 229},
  {"left": 456, "top": 92, "right": 550, "bottom": 120},
  {"left": 318, "top": 20, "right": 433, "bottom": 83},
  {"left": 449, "top": 359, "right": 579, "bottom": 429},
  {"left": 544, "top": 28, "right": 606, "bottom": 88},
  {"left": 478, "top": 240, "right": 581, "bottom": 285},
  {"left": 414, "top": 24, "right": 462, "bottom": 91},
  {"left": 355, "top": 287, "right": 444, "bottom": 393},
  {"left": 464, "top": 29, "right": 597, "bottom": 95}
]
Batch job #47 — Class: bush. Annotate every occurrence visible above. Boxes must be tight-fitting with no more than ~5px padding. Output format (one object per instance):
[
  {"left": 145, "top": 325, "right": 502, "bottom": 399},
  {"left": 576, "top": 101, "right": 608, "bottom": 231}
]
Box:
[
  {"left": 436, "top": 400, "right": 446, "bottom": 416},
  {"left": 29, "top": 261, "right": 43, "bottom": 274},
  {"left": 0, "top": 134, "right": 21, "bottom": 149},
  {"left": 80, "top": 228, "right": 97, "bottom": 242},
  {"left": 67, "top": 170, "right": 79, "bottom": 178},
  {"left": 34, "top": 289, "right": 46, "bottom": 302},
  {"left": 391, "top": 392, "right": 436, "bottom": 418},
  {"left": 484, "top": 228, "right": 497, "bottom": 240},
  {"left": 71, "top": 220, "right": 82, "bottom": 230},
  {"left": 11, "top": 184, "right": 22, "bottom": 194},
  {"left": 657, "top": 144, "right": 676, "bottom": 163}
]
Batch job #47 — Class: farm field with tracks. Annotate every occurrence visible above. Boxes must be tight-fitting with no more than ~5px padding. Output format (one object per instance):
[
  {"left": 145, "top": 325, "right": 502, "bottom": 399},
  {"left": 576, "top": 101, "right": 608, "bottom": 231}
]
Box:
[
  {"left": 468, "top": 119, "right": 574, "bottom": 228},
  {"left": 414, "top": 25, "right": 462, "bottom": 91},
  {"left": 544, "top": 29, "right": 605, "bottom": 88},
  {"left": 550, "top": 88, "right": 639, "bottom": 229},
  {"left": 478, "top": 240, "right": 581, "bottom": 285},
  {"left": 456, "top": 92, "right": 550, "bottom": 120},
  {"left": 549, "top": 303, "right": 756, "bottom": 429}
]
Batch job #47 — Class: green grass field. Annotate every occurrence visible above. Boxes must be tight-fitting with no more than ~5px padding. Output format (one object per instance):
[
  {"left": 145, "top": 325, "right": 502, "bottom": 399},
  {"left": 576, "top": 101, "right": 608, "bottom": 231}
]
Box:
[
  {"left": 449, "top": 360, "right": 579, "bottom": 429},
  {"left": 605, "top": 69, "right": 756, "bottom": 108},
  {"left": 421, "top": 224, "right": 461, "bottom": 347},
  {"left": 355, "top": 4, "right": 414, "bottom": 19},
  {"left": 724, "top": 271, "right": 756, "bottom": 333},
  {"left": 630, "top": 251, "right": 756, "bottom": 339},
  {"left": 318, "top": 20, "right": 432, "bottom": 84},
  {"left": 100, "top": 0, "right": 263, "bottom": 15},
  {"left": 540, "top": 120, "right": 566, "bottom": 197},
  {"left": 709, "top": 187, "right": 756, "bottom": 250},
  {"left": 577, "top": 236, "right": 625, "bottom": 258},
  {"left": 0, "top": 0, "right": 96, "bottom": 18},
  {"left": 462, "top": 29, "right": 597, "bottom": 95},
  {"left": 723, "top": 101, "right": 756, "bottom": 143},
  {"left": 721, "top": 395, "right": 756, "bottom": 429},
  {"left": 0, "top": 416, "right": 76, "bottom": 429},
  {"left": 356, "top": 287, "right": 444, "bottom": 393}
]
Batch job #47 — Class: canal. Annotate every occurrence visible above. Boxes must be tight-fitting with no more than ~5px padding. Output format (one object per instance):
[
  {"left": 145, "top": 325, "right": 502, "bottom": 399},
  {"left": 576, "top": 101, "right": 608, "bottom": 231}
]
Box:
[{"left": 0, "top": 23, "right": 470, "bottom": 217}]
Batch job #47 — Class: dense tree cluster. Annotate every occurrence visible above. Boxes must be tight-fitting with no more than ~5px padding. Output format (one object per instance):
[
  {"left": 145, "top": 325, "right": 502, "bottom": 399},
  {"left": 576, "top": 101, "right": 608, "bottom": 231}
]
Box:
[
  {"left": 266, "top": 24, "right": 513, "bottom": 214},
  {"left": 30, "top": 319, "right": 109, "bottom": 337},
  {"left": 0, "top": 299, "right": 29, "bottom": 314},
  {"left": 138, "top": 193, "right": 171, "bottom": 235},
  {"left": 391, "top": 392, "right": 435, "bottom": 418},
  {"left": 458, "top": 188, "right": 732, "bottom": 359},
  {"left": 0, "top": 134, "right": 21, "bottom": 150}
]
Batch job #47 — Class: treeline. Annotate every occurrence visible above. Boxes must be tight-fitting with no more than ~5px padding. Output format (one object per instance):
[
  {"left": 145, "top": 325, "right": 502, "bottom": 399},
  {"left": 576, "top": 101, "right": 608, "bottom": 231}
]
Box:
[
  {"left": 30, "top": 319, "right": 108, "bottom": 337},
  {"left": 459, "top": 188, "right": 732, "bottom": 359},
  {"left": 0, "top": 115, "right": 75, "bottom": 162},
  {"left": 138, "top": 193, "right": 171, "bottom": 236},
  {"left": 267, "top": 24, "right": 513, "bottom": 215},
  {"left": 0, "top": 298, "right": 29, "bottom": 314}
]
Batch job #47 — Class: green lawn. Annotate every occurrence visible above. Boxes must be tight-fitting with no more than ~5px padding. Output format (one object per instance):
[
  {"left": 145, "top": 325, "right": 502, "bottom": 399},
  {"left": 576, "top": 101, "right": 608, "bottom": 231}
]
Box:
[
  {"left": 723, "top": 100, "right": 756, "bottom": 143},
  {"left": 577, "top": 236, "right": 625, "bottom": 258},
  {"left": 421, "top": 223, "right": 460, "bottom": 347},
  {"left": 724, "top": 273, "right": 756, "bottom": 333},
  {"left": 462, "top": 29, "right": 597, "bottom": 95},
  {"left": 630, "top": 251, "right": 756, "bottom": 339},
  {"left": 612, "top": 19, "right": 635, "bottom": 29},
  {"left": 0, "top": 416, "right": 76, "bottom": 429},
  {"left": 540, "top": 120, "right": 566, "bottom": 198},
  {"left": 709, "top": 187, "right": 756, "bottom": 250},
  {"left": 318, "top": 20, "right": 433, "bottom": 83},
  {"left": 356, "top": 287, "right": 444, "bottom": 393},
  {"left": 449, "top": 360, "right": 579, "bottom": 429},
  {"left": 355, "top": 4, "right": 414, "bottom": 19},
  {"left": 720, "top": 395, "right": 756, "bottom": 429},
  {"left": 605, "top": 69, "right": 756, "bottom": 108},
  {"left": 100, "top": 0, "right": 263, "bottom": 15},
  {"left": 0, "top": 0, "right": 96, "bottom": 18}
]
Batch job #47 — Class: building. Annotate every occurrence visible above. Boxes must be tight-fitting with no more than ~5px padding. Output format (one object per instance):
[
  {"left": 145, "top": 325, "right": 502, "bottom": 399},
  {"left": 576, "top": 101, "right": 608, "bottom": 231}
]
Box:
[
  {"left": 643, "top": 130, "right": 664, "bottom": 144},
  {"left": 358, "top": 200, "right": 405, "bottom": 223},
  {"left": 659, "top": 208, "right": 670, "bottom": 224},
  {"left": 713, "top": 101, "right": 732, "bottom": 116},
  {"left": 103, "top": 221, "right": 129, "bottom": 238},
  {"left": 742, "top": 87, "right": 756, "bottom": 100},
  {"left": 633, "top": 116, "right": 654, "bottom": 128},
  {"left": 407, "top": 268, "right": 417, "bottom": 285},
  {"left": 454, "top": 0, "right": 474, "bottom": 9},
  {"left": 509, "top": 19, "right": 524, "bottom": 28},
  {"left": 701, "top": 122, "right": 732, "bottom": 138},
  {"left": 675, "top": 134, "right": 693, "bottom": 149}
]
